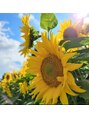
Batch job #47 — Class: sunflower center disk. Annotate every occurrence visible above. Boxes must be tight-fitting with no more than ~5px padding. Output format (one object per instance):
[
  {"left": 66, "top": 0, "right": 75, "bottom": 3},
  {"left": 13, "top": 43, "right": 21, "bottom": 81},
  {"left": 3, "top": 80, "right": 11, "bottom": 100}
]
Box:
[
  {"left": 63, "top": 27, "right": 78, "bottom": 39},
  {"left": 41, "top": 55, "right": 63, "bottom": 87},
  {"left": 6, "top": 75, "right": 10, "bottom": 80}
]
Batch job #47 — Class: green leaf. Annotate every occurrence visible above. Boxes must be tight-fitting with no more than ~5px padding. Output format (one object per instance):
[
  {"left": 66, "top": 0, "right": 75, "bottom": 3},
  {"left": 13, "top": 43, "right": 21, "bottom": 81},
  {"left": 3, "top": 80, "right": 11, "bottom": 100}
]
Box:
[
  {"left": 40, "top": 13, "right": 58, "bottom": 31},
  {"left": 60, "top": 41, "right": 82, "bottom": 50},
  {"left": 80, "top": 37, "right": 89, "bottom": 45},
  {"left": 73, "top": 50, "right": 89, "bottom": 62},
  {"left": 69, "top": 48, "right": 89, "bottom": 63},
  {"left": 77, "top": 80, "right": 89, "bottom": 100},
  {"left": 59, "top": 37, "right": 89, "bottom": 50},
  {"left": 29, "top": 27, "right": 41, "bottom": 47},
  {"left": 77, "top": 47, "right": 89, "bottom": 53}
]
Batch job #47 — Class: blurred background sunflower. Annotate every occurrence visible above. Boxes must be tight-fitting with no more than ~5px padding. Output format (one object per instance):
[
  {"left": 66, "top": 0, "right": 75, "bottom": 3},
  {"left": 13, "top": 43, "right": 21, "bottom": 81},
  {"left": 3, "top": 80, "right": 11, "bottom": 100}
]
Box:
[{"left": 57, "top": 19, "right": 87, "bottom": 41}]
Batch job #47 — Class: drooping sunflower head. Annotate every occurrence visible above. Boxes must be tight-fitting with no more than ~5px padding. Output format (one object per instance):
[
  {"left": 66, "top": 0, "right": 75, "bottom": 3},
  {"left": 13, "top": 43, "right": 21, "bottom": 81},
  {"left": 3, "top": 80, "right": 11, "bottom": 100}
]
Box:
[
  {"left": 19, "top": 15, "right": 31, "bottom": 57},
  {"left": 57, "top": 19, "right": 86, "bottom": 40},
  {"left": 27, "top": 32, "right": 86, "bottom": 105}
]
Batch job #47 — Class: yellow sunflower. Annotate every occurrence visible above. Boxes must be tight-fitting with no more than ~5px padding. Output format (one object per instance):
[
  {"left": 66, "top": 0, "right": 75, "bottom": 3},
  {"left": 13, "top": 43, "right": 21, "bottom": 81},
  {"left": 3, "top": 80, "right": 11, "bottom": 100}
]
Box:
[
  {"left": 12, "top": 72, "right": 18, "bottom": 79},
  {"left": 27, "top": 32, "right": 86, "bottom": 105},
  {"left": 5, "top": 86, "right": 12, "bottom": 97},
  {"left": 1, "top": 77, "right": 12, "bottom": 97},
  {"left": 19, "top": 61, "right": 28, "bottom": 77},
  {"left": 4, "top": 72, "right": 12, "bottom": 83},
  {"left": 19, "top": 81, "right": 28, "bottom": 95},
  {"left": 12, "top": 71, "right": 19, "bottom": 82},
  {"left": 19, "top": 15, "right": 31, "bottom": 57},
  {"left": 57, "top": 19, "right": 88, "bottom": 52},
  {"left": 57, "top": 19, "right": 86, "bottom": 40}
]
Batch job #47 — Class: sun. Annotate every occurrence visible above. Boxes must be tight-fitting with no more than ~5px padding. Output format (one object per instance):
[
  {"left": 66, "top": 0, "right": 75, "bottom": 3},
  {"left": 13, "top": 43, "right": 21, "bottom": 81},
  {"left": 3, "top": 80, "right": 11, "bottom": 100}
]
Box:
[{"left": 27, "top": 32, "right": 86, "bottom": 104}]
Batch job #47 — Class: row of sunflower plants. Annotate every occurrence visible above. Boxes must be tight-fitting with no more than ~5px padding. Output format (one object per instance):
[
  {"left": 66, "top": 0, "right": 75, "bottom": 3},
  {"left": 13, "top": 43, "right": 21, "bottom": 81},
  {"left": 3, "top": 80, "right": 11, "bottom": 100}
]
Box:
[
  {"left": 0, "top": 63, "right": 35, "bottom": 104},
  {"left": 1, "top": 13, "right": 89, "bottom": 104}
]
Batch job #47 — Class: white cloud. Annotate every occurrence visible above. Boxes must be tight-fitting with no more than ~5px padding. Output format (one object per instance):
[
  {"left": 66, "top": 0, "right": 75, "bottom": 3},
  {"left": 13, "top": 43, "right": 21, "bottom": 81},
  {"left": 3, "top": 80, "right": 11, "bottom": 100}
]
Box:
[
  {"left": 30, "top": 14, "right": 34, "bottom": 20},
  {"left": 0, "top": 21, "right": 25, "bottom": 78},
  {"left": 18, "top": 13, "right": 35, "bottom": 20},
  {"left": 18, "top": 13, "right": 24, "bottom": 19},
  {"left": 18, "top": 13, "right": 39, "bottom": 26},
  {"left": 30, "top": 14, "right": 39, "bottom": 25}
]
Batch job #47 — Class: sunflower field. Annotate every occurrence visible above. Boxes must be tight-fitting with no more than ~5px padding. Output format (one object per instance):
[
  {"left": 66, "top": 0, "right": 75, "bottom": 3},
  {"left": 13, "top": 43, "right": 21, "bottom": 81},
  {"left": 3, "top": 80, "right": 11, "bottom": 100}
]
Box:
[{"left": 1, "top": 13, "right": 89, "bottom": 105}]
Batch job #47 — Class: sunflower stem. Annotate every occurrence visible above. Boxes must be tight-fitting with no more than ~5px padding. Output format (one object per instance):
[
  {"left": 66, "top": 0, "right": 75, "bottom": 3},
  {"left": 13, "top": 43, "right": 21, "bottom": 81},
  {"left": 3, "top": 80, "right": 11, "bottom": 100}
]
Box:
[{"left": 48, "top": 29, "right": 50, "bottom": 40}]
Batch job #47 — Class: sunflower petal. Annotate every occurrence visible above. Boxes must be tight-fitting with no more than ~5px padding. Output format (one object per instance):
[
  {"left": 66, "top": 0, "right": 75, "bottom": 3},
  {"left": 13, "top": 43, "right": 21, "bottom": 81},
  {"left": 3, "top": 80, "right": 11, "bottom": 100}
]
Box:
[
  {"left": 52, "top": 85, "right": 62, "bottom": 104},
  {"left": 62, "top": 53, "right": 76, "bottom": 66},
  {"left": 64, "top": 83, "right": 78, "bottom": 96},
  {"left": 66, "top": 63, "right": 83, "bottom": 71},
  {"left": 60, "top": 91, "right": 68, "bottom": 105},
  {"left": 67, "top": 72, "right": 75, "bottom": 84},
  {"left": 22, "top": 15, "right": 29, "bottom": 25},
  {"left": 42, "top": 88, "right": 55, "bottom": 104},
  {"left": 67, "top": 72, "right": 86, "bottom": 93},
  {"left": 69, "top": 84, "right": 86, "bottom": 93}
]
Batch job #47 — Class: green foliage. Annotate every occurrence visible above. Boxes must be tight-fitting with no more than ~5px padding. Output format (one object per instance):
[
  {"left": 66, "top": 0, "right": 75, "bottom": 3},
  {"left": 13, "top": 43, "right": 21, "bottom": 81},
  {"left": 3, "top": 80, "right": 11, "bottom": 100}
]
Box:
[
  {"left": 0, "top": 73, "right": 37, "bottom": 105},
  {"left": 71, "top": 48, "right": 89, "bottom": 62},
  {"left": 59, "top": 37, "right": 89, "bottom": 50},
  {"left": 78, "top": 80, "right": 89, "bottom": 100},
  {"left": 40, "top": 13, "right": 58, "bottom": 31},
  {"left": 16, "top": 74, "right": 35, "bottom": 83},
  {"left": 29, "top": 26, "right": 41, "bottom": 47},
  {"left": 12, "top": 92, "right": 35, "bottom": 105},
  {"left": 59, "top": 37, "right": 89, "bottom": 64},
  {"left": 0, "top": 88, "right": 13, "bottom": 105}
]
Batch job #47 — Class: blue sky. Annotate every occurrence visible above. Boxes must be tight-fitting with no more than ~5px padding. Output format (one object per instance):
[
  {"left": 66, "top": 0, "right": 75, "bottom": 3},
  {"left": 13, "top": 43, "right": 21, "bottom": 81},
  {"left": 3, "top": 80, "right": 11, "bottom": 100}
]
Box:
[
  {"left": 0, "top": 13, "right": 76, "bottom": 41},
  {"left": 0, "top": 13, "right": 89, "bottom": 78}
]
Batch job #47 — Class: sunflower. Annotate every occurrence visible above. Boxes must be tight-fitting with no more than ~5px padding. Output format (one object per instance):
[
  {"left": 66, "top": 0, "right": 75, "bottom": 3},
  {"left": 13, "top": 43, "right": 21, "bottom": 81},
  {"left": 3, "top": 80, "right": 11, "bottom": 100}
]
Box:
[
  {"left": 12, "top": 71, "right": 19, "bottom": 82},
  {"left": 19, "top": 15, "right": 31, "bottom": 57},
  {"left": 1, "top": 76, "right": 12, "bottom": 97},
  {"left": 4, "top": 72, "right": 12, "bottom": 83},
  {"left": 27, "top": 32, "right": 86, "bottom": 105},
  {"left": 5, "top": 86, "right": 12, "bottom": 97},
  {"left": 57, "top": 19, "right": 88, "bottom": 52},
  {"left": 19, "top": 81, "right": 28, "bottom": 95},
  {"left": 19, "top": 61, "right": 28, "bottom": 77},
  {"left": 57, "top": 19, "right": 86, "bottom": 40},
  {"left": 12, "top": 72, "right": 18, "bottom": 79}
]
